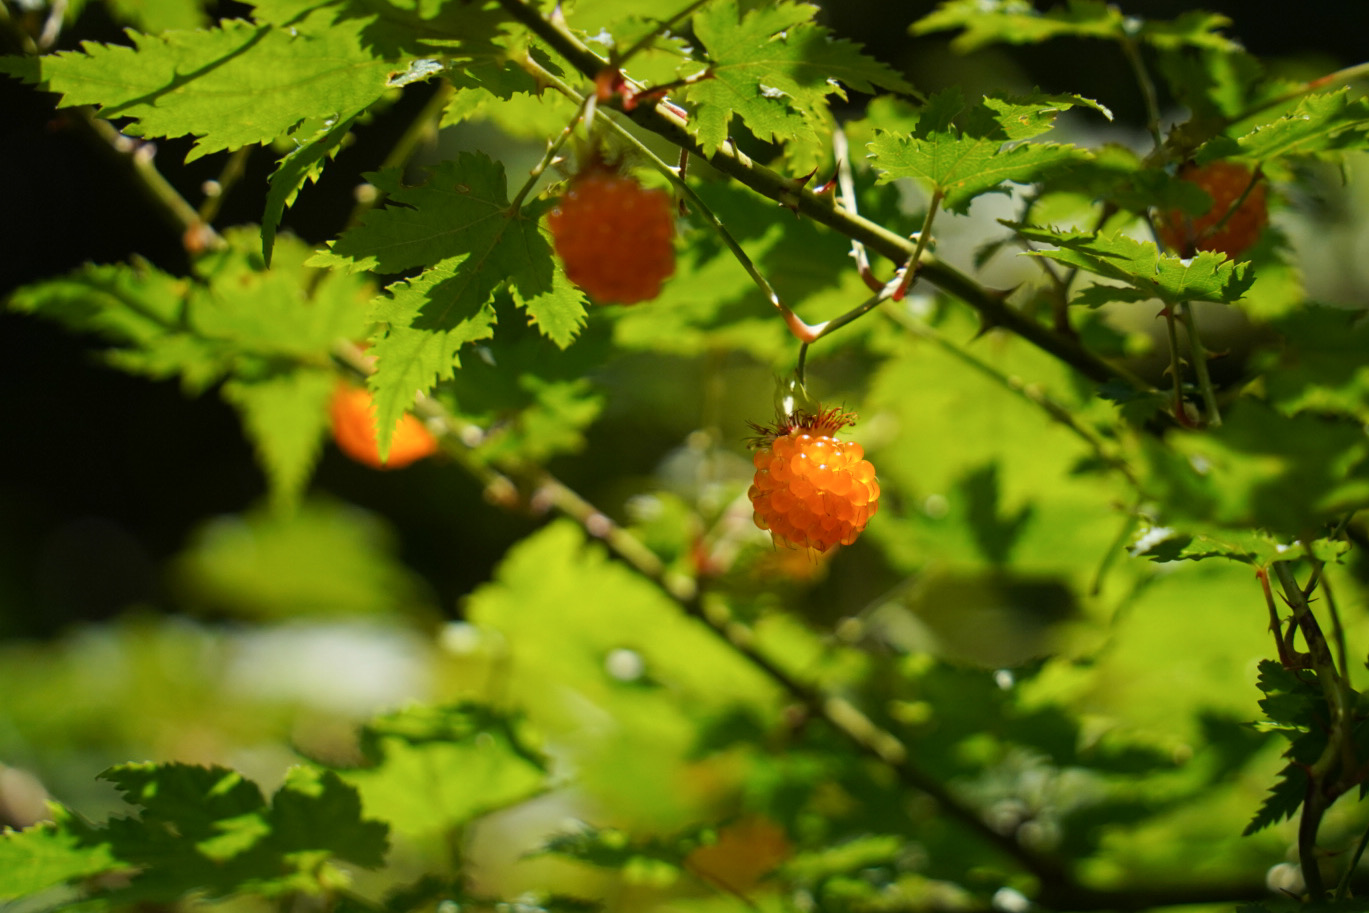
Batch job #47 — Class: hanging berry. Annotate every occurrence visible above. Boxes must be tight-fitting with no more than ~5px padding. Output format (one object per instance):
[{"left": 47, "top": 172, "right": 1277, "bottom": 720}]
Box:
[
  {"left": 330, "top": 383, "right": 439, "bottom": 470},
  {"left": 547, "top": 165, "right": 676, "bottom": 305},
  {"left": 748, "top": 408, "right": 880, "bottom": 552},
  {"left": 1156, "top": 160, "right": 1268, "bottom": 260}
]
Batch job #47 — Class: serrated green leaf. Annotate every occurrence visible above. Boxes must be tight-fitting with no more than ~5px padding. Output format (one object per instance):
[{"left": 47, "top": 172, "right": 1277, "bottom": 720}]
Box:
[
  {"left": 1012, "top": 225, "right": 1255, "bottom": 306},
  {"left": 1128, "top": 525, "right": 1293, "bottom": 566},
  {"left": 344, "top": 704, "right": 548, "bottom": 838},
  {"left": 220, "top": 369, "right": 335, "bottom": 509},
  {"left": 0, "top": 16, "right": 393, "bottom": 161},
  {"left": 0, "top": 808, "right": 122, "bottom": 901},
  {"left": 1203, "top": 88, "right": 1369, "bottom": 163},
  {"left": 102, "top": 763, "right": 267, "bottom": 833},
  {"left": 1242, "top": 764, "right": 1307, "bottom": 835},
  {"left": 312, "top": 153, "right": 554, "bottom": 457},
  {"left": 511, "top": 263, "right": 587, "bottom": 349},
  {"left": 678, "top": 0, "right": 912, "bottom": 156},
  {"left": 869, "top": 89, "right": 1095, "bottom": 213},
  {"left": 269, "top": 767, "right": 388, "bottom": 868},
  {"left": 262, "top": 115, "right": 358, "bottom": 265}
]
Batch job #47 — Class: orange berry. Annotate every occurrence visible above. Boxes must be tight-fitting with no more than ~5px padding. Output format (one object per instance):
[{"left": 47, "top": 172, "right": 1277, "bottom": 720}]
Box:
[
  {"left": 1156, "top": 160, "right": 1268, "bottom": 259},
  {"left": 546, "top": 166, "right": 675, "bottom": 304},
  {"left": 329, "top": 383, "right": 438, "bottom": 470},
  {"left": 686, "top": 817, "right": 792, "bottom": 895},
  {"left": 748, "top": 408, "right": 880, "bottom": 553}
]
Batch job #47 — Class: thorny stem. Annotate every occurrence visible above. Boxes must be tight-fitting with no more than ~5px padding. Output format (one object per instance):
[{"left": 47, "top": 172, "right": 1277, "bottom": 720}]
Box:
[
  {"left": 1160, "top": 305, "right": 1190, "bottom": 425},
  {"left": 1272, "top": 560, "right": 1356, "bottom": 903},
  {"left": 1177, "top": 301, "right": 1222, "bottom": 427},
  {"left": 496, "top": 0, "right": 1152, "bottom": 394},
  {"left": 1335, "top": 817, "right": 1369, "bottom": 902},
  {"left": 889, "top": 188, "right": 942, "bottom": 302}
]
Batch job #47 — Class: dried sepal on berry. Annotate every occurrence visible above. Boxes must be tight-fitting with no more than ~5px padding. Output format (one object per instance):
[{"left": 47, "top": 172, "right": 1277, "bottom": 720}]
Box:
[
  {"left": 546, "top": 163, "right": 676, "bottom": 305},
  {"left": 747, "top": 407, "right": 880, "bottom": 553}
]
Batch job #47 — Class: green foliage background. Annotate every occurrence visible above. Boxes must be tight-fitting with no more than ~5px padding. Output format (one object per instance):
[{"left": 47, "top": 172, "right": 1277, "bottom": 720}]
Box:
[{"left": 3, "top": 1, "right": 1369, "bottom": 912}]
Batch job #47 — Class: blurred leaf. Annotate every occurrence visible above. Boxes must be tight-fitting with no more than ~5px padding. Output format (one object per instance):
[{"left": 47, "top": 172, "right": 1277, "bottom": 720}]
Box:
[
  {"left": 0, "top": 808, "right": 122, "bottom": 901},
  {"left": 343, "top": 703, "right": 549, "bottom": 839},
  {"left": 913, "top": 0, "right": 1238, "bottom": 52},
  {"left": 1141, "top": 401, "right": 1369, "bottom": 537},
  {"left": 172, "top": 499, "right": 432, "bottom": 620}
]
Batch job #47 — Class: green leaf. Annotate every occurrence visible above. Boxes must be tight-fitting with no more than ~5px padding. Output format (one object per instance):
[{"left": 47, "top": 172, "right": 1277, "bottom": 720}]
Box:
[
  {"left": 1211, "top": 88, "right": 1369, "bottom": 162},
  {"left": 678, "top": 0, "right": 913, "bottom": 156},
  {"left": 343, "top": 703, "right": 549, "bottom": 839},
  {"left": 262, "top": 114, "right": 359, "bottom": 265},
  {"left": 221, "top": 369, "right": 335, "bottom": 510},
  {"left": 0, "top": 16, "right": 394, "bottom": 161},
  {"left": 1011, "top": 225, "right": 1255, "bottom": 306},
  {"left": 912, "top": 0, "right": 1126, "bottom": 51},
  {"left": 269, "top": 767, "right": 388, "bottom": 868},
  {"left": 312, "top": 153, "right": 558, "bottom": 457},
  {"left": 171, "top": 498, "right": 433, "bottom": 619},
  {"left": 511, "top": 261, "right": 587, "bottom": 349},
  {"left": 913, "top": 0, "right": 1239, "bottom": 53},
  {"left": 869, "top": 89, "right": 1096, "bottom": 213},
  {"left": 0, "top": 808, "right": 122, "bottom": 901},
  {"left": 1140, "top": 400, "right": 1369, "bottom": 537},
  {"left": 1262, "top": 304, "right": 1369, "bottom": 423},
  {"left": 250, "top": 0, "right": 508, "bottom": 60}
]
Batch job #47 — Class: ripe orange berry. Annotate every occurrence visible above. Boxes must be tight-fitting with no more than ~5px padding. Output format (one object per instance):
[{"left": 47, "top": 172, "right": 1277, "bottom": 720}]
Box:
[
  {"left": 546, "top": 166, "right": 675, "bottom": 305},
  {"left": 1156, "top": 160, "right": 1268, "bottom": 259},
  {"left": 748, "top": 408, "right": 880, "bottom": 553},
  {"left": 329, "top": 383, "right": 439, "bottom": 470}
]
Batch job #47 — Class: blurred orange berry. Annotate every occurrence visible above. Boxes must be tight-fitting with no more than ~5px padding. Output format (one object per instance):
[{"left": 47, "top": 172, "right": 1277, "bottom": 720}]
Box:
[
  {"left": 686, "top": 816, "right": 792, "bottom": 895},
  {"left": 329, "top": 383, "right": 438, "bottom": 470}
]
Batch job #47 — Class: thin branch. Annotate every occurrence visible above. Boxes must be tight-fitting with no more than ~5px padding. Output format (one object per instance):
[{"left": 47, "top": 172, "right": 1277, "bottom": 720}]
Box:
[{"left": 1177, "top": 301, "right": 1221, "bottom": 427}]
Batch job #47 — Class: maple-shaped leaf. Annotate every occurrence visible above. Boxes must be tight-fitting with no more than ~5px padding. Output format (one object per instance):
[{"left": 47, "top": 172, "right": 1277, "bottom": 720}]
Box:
[
  {"left": 0, "top": 14, "right": 394, "bottom": 161},
  {"left": 677, "top": 0, "right": 913, "bottom": 156},
  {"left": 0, "top": 807, "right": 122, "bottom": 901},
  {"left": 1199, "top": 88, "right": 1369, "bottom": 163},
  {"left": 309, "top": 152, "right": 568, "bottom": 457},
  {"left": 914, "top": 0, "right": 1239, "bottom": 53},
  {"left": 365, "top": 269, "right": 498, "bottom": 460},
  {"left": 1010, "top": 225, "right": 1254, "bottom": 306},
  {"left": 869, "top": 88, "right": 1100, "bottom": 213}
]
